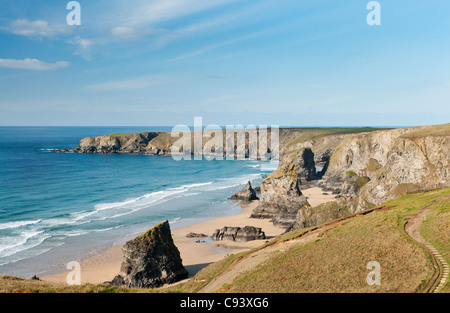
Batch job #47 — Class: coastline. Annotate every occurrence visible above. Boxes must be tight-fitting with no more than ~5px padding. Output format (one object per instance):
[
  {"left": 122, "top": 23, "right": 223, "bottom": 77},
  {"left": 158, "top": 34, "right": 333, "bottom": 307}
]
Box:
[{"left": 41, "top": 185, "right": 333, "bottom": 285}]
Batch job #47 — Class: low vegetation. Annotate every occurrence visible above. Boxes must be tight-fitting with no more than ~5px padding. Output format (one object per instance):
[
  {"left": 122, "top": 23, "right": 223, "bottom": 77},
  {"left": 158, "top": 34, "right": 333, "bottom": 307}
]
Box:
[
  {"left": 0, "top": 275, "right": 152, "bottom": 293},
  {"left": 170, "top": 189, "right": 448, "bottom": 293},
  {"left": 400, "top": 123, "right": 450, "bottom": 139}
]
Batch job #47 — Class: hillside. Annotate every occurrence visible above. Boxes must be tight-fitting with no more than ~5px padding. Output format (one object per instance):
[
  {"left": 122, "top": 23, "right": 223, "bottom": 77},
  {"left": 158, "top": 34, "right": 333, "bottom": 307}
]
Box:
[{"left": 168, "top": 188, "right": 449, "bottom": 293}]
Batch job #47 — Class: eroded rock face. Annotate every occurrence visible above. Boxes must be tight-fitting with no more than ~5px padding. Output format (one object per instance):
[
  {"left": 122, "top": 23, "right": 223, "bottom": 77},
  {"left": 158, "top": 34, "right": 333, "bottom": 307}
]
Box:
[
  {"left": 324, "top": 124, "right": 450, "bottom": 211},
  {"left": 211, "top": 226, "right": 266, "bottom": 242},
  {"left": 76, "top": 132, "right": 159, "bottom": 154},
  {"left": 77, "top": 135, "right": 121, "bottom": 153},
  {"left": 230, "top": 181, "right": 259, "bottom": 201},
  {"left": 287, "top": 199, "right": 354, "bottom": 231},
  {"left": 251, "top": 153, "right": 311, "bottom": 227},
  {"left": 110, "top": 220, "right": 188, "bottom": 288}
]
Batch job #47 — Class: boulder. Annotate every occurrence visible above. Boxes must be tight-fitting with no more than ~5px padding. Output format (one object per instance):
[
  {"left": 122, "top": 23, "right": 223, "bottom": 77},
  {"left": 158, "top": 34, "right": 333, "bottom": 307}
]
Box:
[
  {"left": 230, "top": 181, "right": 259, "bottom": 201},
  {"left": 110, "top": 220, "right": 188, "bottom": 288},
  {"left": 211, "top": 226, "right": 265, "bottom": 242},
  {"left": 186, "top": 232, "right": 207, "bottom": 238}
]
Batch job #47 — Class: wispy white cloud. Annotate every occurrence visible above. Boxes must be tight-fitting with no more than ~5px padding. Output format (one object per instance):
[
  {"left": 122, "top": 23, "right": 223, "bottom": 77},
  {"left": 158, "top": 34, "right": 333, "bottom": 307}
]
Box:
[
  {"left": 0, "top": 58, "right": 70, "bottom": 70},
  {"left": 110, "top": 26, "right": 168, "bottom": 41},
  {"left": 86, "top": 76, "right": 164, "bottom": 91},
  {"left": 6, "top": 19, "right": 70, "bottom": 37},
  {"left": 68, "top": 36, "right": 92, "bottom": 60},
  {"left": 121, "top": 0, "right": 235, "bottom": 27},
  {"left": 111, "top": 26, "right": 138, "bottom": 40}
]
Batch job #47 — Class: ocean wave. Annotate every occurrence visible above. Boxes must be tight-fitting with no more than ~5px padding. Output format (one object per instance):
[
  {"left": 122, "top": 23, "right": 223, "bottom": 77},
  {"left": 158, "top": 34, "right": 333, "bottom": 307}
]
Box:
[
  {"left": 0, "top": 230, "right": 47, "bottom": 258},
  {"left": 0, "top": 219, "right": 42, "bottom": 231},
  {"left": 202, "top": 173, "right": 262, "bottom": 192}
]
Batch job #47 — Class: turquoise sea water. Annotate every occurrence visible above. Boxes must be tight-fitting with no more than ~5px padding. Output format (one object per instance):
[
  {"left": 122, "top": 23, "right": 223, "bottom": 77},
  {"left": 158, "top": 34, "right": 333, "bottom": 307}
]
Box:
[{"left": 0, "top": 127, "right": 274, "bottom": 278}]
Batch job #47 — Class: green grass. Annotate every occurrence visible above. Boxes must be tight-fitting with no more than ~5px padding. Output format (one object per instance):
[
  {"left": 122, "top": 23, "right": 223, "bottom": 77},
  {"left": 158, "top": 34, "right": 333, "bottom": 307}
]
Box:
[
  {"left": 171, "top": 189, "right": 449, "bottom": 293},
  {"left": 418, "top": 192, "right": 450, "bottom": 292},
  {"left": 222, "top": 209, "right": 432, "bottom": 293}
]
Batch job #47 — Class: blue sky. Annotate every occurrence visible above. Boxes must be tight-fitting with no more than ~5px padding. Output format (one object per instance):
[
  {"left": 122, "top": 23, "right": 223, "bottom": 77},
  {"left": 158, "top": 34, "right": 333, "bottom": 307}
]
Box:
[{"left": 0, "top": 0, "right": 449, "bottom": 126}]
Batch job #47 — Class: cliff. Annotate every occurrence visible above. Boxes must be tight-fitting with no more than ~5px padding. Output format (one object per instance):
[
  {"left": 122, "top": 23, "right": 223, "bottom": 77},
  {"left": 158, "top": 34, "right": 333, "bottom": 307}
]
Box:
[
  {"left": 323, "top": 123, "right": 450, "bottom": 212},
  {"left": 56, "top": 127, "right": 384, "bottom": 160},
  {"left": 250, "top": 149, "right": 313, "bottom": 227}
]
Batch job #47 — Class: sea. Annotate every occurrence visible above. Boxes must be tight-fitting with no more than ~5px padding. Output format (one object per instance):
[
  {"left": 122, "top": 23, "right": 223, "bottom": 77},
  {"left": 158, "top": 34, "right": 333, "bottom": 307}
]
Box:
[{"left": 0, "top": 126, "right": 276, "bottom": 278}]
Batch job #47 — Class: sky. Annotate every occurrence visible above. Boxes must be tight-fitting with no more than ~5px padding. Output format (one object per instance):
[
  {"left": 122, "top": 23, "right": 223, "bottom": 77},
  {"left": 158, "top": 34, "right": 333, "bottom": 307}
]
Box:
[{"left": 0, "top": 0, "right": 449, "bottom": 127}]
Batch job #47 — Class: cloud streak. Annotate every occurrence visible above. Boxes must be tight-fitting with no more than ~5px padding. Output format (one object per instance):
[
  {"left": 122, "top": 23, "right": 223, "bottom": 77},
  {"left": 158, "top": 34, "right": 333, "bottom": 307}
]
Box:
[
  {"left": 6, "top": 19, "right": 71, "bottom": 37},
  {"left": 0, "top": 58, "right": 70, "bottom": 70},
  {"left": 121, "top": 0, "right": 236, "bottom": 27}
]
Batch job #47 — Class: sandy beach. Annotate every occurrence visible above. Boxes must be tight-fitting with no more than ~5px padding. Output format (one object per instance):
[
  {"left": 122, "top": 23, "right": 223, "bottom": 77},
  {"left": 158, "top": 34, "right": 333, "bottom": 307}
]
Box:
[{"left": 42, "top": 185, "right": 333, "bottom": 285}]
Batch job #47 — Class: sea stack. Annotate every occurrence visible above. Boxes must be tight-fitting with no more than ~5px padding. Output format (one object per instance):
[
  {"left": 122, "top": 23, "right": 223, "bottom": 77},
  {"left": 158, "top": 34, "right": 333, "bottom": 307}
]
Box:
[
  {"left": 230, "top": 181, "right": 259, "bottom": 201},
  {"left": 110, "top": 220, "right": 188, "bottom": 288}
]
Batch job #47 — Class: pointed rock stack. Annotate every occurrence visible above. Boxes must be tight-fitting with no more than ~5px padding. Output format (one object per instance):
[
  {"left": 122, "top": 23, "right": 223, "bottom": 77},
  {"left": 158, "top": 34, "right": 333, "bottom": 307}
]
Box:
[
  {"left": 110, "top": 220, "right": 188, "bottom": 288},
  {"left": 230, "top": 181, "right": 259, "bottom": 201}
]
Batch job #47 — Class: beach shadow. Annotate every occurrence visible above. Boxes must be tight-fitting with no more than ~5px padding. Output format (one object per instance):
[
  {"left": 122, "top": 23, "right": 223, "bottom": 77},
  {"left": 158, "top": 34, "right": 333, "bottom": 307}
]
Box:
[{"left": 185, "top": 262, "right": 213, "bottom": 277}]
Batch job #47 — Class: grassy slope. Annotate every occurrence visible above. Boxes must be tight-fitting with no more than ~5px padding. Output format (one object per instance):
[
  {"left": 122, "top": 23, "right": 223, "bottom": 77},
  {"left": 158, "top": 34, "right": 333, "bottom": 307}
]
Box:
[
  {"left": 170, "top": 189, "right": 449, "bottom": 293},
  {"left": 281, "top": 127, "right": 389, "bottom": 150},
  {"left": 418, "top": 193, "right": 450, "bottom": 292}
]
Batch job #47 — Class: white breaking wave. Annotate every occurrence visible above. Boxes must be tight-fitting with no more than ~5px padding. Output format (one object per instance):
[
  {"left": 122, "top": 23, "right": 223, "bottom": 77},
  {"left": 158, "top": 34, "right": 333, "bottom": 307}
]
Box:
[
  {"left": 202, "top": 174, "right": 262, "bottom": 192},
  {"left": 0, "top": 219, "right": 42, "bottom": 231},
  {"left": 0, "top": 230, "right": 47, "bottom": 258}
]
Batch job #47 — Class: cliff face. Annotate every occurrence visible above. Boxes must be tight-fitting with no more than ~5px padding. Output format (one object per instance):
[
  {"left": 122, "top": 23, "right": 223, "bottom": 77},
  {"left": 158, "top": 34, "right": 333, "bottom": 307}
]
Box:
[
  {"left": 76, "top": 132, "right": 161, "bottom": 154},
  {"left": 250, "top": 148, "right": 313, "bottom": 227},
  {"left": 323, "top": 124, "right": 450, "bottom": 212},
  {"left": 58, "top": 127, "right": 380, "bottom": 159}
]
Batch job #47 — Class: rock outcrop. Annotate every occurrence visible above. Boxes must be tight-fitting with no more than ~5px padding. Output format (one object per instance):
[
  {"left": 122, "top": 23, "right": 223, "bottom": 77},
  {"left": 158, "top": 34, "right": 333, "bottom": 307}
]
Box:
[
  {"left": 76, "top": 132, "right": 160, "bottom": 154},
  {"left": 251, "top": 151, "right": 312, "bottom": 227},
  {"left": 230, "top": 181, "right": 259, "bottom": 201},
  {"left": 323, "top": 123, "right": 450, "bottom": 212},
  {"left": 56, "top": 129, "right": 279, "bottom": 159},
  {"left": 211, "top": 226, "right": 266, "bottom": 242},
  {"left": 186, "top": 232, "right": 207, "bottom": 238},
  {"left": 287, "top": 199, "right": 355, "bottom": 231},
  {"left": 110, "top": 220, "right": 188, "bottom": 288}
]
